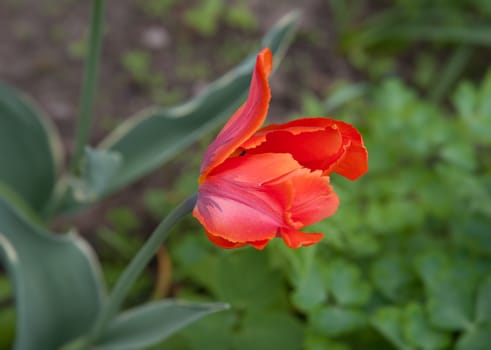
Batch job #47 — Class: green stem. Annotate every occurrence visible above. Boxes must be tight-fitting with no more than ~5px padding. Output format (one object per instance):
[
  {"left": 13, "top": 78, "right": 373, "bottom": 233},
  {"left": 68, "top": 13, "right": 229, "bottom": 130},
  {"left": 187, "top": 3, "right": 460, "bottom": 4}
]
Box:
[
  {"left": 71, "top": 0, "right": 105, "bottom": 173},
  {"left": 80, "top": 194, "right": 197, "bottom": 348}
]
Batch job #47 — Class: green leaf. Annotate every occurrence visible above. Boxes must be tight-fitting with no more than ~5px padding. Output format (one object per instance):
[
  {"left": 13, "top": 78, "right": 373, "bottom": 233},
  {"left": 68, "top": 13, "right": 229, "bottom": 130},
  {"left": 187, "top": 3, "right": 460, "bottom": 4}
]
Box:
[
  {"left": 235, "top": 311, "right": 304, "bottom": 350},
  {"left": 215, "top": 249, "right": 285, "bottom": 309},
  {"left": 0, "top": 82, "right": 61, "bottom": 213},
  {"left": 95, "top": 11, "right": 299, "bottom": 196},
  {"left": 371, "top": 307, "right": 412, "bottom": 350},
  {"left": 0, "top": 198, "right": 105, "bottom": 350},
  {"left": 370, "top": 254, "right": 414, "bottom": 302},
  {"left": 323, "top": 259, "right": 372, "bottom": 307},
  {"left": 0, "top": 306, "right": 15, "bottom": 349},
  {"left": 476, "top": 274, "right": 491, "bottom": 324},
  {"left": 75, "top": 147, "right": 123, "bottom": 202},
  {"left": 178, "top": 311, "right": 236, "bottom": 350},
  {"left": 457, "top": 325, "right": 491, "bottom": 350},
  {"left": 402, "top": 303, "right": 451, "bottom": 350},
  {"left": 291, "top": 264, "right": 327, "bottom": 312},
  {"left": 93, "top": 300, "right": 228, "bottom": 350},
  {"left": 304, "top": 333, "right": 350, "bottom": 350},
  {"left": 415, "top": 253, "right": 476, "bottom": 331},
  {"left": 310, "top": 306, "right": 366, "bottom": 337}
]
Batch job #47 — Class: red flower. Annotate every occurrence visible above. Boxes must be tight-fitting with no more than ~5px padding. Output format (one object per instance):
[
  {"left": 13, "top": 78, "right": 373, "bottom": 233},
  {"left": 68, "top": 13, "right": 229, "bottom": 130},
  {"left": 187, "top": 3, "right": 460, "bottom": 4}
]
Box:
[{"left": 193, "top": 48, "right": 368, "bottom": 249}]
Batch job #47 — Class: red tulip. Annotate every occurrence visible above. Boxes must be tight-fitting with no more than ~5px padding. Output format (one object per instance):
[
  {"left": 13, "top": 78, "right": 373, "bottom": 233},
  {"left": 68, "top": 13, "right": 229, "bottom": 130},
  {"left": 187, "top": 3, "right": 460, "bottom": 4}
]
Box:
[{"left": 193, "top": 48, "right": 368, "bottom": 249}]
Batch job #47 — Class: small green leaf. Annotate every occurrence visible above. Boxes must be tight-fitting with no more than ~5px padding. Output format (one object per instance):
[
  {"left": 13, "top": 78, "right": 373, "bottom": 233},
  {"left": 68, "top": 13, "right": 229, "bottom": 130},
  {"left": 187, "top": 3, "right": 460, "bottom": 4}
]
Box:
[
  {"left": 235, "top": 311, "right": 304, "bottom": 350},
  {"left": 0, "top": 82, "right": 61, "bottom": 213},
  {"left": 371, "top": 254, "right": 414, "bottom": 302},
  {"left": 415, "top": 253, "right": 475, "bottom": 330},
  {"left": 476, "top": 274, "right": 491, "bottom": 324},
  {"left": 291, "top": 264, "right": 327, "bottom": 312},
  {"left": 215, "top": 249, "right": 285, "bottom": 309},
  {"left": 304, "top": 333, "right": 350, "bottom": 350},
  {"left": 310, "top": 306, "right": 366, "bottom": 337},
  {"left": 179, "top": 311, "right": 236, "bottom": 350},
  {"left": 323, "top": 259, "right": 372, "bottom": 306},
  {"left": 457, "top": 325, "right": 491, "bottom": 350},
  {"left": 93, "top": 300, "right": 229, "bottom": 350},
  {"left": 0, "top": 198, "right": 105, "bottom": 350},
  {"left": 371, "top": 307, "right": 412, "bottom": 350},
  {"left": 402, "top": 303, "right": 451, "bottom": 350}
]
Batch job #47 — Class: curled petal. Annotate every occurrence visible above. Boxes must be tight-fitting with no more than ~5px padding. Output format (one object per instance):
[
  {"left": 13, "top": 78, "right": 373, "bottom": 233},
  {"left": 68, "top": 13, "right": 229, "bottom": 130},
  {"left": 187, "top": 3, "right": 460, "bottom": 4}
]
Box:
[
  {"left": 245, "top": 127, "right": 344, "bottom": 172},
  {"left": 205, "top": 231, "right": 246, "bottom": 249},
  {"left": 199, "top": 48, "right": 273, "bottom": 180},
  {"left": 280, "top": 228, "right": 324, "bottom": 248},
  {"left": 323, "top": 120, "right": 368, "bottom": 180},
  {"left": 242, "top": 117, "right": 368, "bottom": 180}
]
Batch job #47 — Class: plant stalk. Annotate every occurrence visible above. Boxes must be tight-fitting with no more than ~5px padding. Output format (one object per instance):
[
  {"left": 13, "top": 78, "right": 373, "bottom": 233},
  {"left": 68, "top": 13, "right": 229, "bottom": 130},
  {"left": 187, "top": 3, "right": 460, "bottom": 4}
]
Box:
[
  {"left": 71, "top": 0, "right": 105, "bottom": 173},
  {"left": 68, "top": 194, "right": 198, "bottom": 349}
]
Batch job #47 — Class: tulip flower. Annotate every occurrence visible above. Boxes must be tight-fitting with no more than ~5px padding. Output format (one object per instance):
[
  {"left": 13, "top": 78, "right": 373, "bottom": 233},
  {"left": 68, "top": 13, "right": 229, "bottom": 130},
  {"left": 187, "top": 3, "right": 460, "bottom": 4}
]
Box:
[{"left": 193, "top": 48, "right": 368, "bottom": 249}]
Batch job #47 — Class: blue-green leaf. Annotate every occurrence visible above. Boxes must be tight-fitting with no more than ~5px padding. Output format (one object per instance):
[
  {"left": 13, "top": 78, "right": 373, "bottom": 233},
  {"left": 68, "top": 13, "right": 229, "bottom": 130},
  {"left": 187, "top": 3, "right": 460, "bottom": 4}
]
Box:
[
  {"left": 0, "top": 198, "right": 105, "bottom": 350},
  {"left": 93, "top": 300, "right": 228, "bottom": 350},
  {"left": 0, "top": 82, "right": 61, "bottom": 214}
]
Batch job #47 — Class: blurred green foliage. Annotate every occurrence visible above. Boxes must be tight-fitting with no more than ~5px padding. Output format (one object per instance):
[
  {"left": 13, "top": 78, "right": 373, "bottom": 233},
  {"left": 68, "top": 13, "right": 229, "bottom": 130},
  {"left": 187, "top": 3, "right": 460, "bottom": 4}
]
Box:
[
  {"left": 143, "top": 70, "right": 491, "bottom": 349},
  {"left": 331, "top": 0, "right": 491, "bottom": 102}
]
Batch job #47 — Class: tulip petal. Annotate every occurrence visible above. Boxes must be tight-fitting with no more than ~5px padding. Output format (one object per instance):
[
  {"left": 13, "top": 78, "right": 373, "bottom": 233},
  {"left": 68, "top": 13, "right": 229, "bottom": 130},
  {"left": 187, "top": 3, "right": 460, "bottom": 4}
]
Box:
[
  {"left": 287, "top": 170, "right": 339, "bottom": 228},
  {"left": 242, "top": 117, "right": 368, "bottom": 180},
  {"left": 245, "top": 128, "right": 344, "bottom": 172},
  {"left": 205, "top": 231, "right": 246, "bottom": 249},
  {"left": 193, "top": 153, "right": 302, "bottom": 244},
  {"left": 280, "top": 229, "right": 324, "bottom": 248},
  {"left": 323, "top": 120, "right": 368, "bottom": 180},
  {"left": 199, "top": 48, "right": 273, "bottom": 180}
]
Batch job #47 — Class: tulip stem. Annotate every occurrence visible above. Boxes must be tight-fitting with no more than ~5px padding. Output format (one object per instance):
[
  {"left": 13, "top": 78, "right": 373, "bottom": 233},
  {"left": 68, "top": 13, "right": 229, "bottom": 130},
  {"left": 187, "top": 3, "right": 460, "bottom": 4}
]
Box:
[
  {"left": 71, "top": 0, "right": 105, "bottom": 173},
  {"left": 63, "top": 194, "right": 198, "bottom": 349}
]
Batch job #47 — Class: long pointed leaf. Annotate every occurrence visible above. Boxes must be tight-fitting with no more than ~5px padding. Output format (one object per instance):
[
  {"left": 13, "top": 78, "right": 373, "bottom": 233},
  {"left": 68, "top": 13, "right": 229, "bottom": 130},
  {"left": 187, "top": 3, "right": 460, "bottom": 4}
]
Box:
[
  {"left": 0, "top": 198, "right": 105, "bottom": 349},
  {"left": 93, "top": 300, "right": 228, "bottom": 350}
]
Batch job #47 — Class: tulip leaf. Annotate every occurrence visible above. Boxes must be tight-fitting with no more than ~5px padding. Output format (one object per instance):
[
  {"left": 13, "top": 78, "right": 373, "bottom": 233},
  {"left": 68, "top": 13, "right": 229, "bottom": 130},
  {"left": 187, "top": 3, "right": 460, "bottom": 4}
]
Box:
[
  {"left": 0, "top": 197, "right": 105, "bottom": 350},
  {"left": 95, "top": 11, "right": 299, "bottom": 196},
  {"left": 68, "top": 147, "right": 123, "bottom": 204},
  {"left": 0, "top": 82, "right": 61, "bottom": 214},
  {"left": 92, "top": 300, "right": 228, "bottom": 350}
]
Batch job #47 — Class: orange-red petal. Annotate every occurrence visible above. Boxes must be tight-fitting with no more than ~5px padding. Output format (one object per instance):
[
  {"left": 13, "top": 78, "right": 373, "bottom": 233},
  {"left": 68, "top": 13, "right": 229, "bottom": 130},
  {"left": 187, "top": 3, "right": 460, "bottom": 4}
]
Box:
[
  {"left": 241, "top": 117, "right": 368, "bottom": 180},
  {"left": 205, "top": 231, "right": 246, "bottom": 249},
  {"left": 193, "top": 153, "right": 303, "bottom": 244},
  {"left": 199, "top": 48, "right": 273, "bottom": 181},
  {"left": 323, "top": 120, "right": 368, "bottom": 180},
  {"left": 280, "top": 228, "right": 324, "bottom": 248},
  {"left": 286, "top": 170, "right": 339, "bottom": 228}
]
